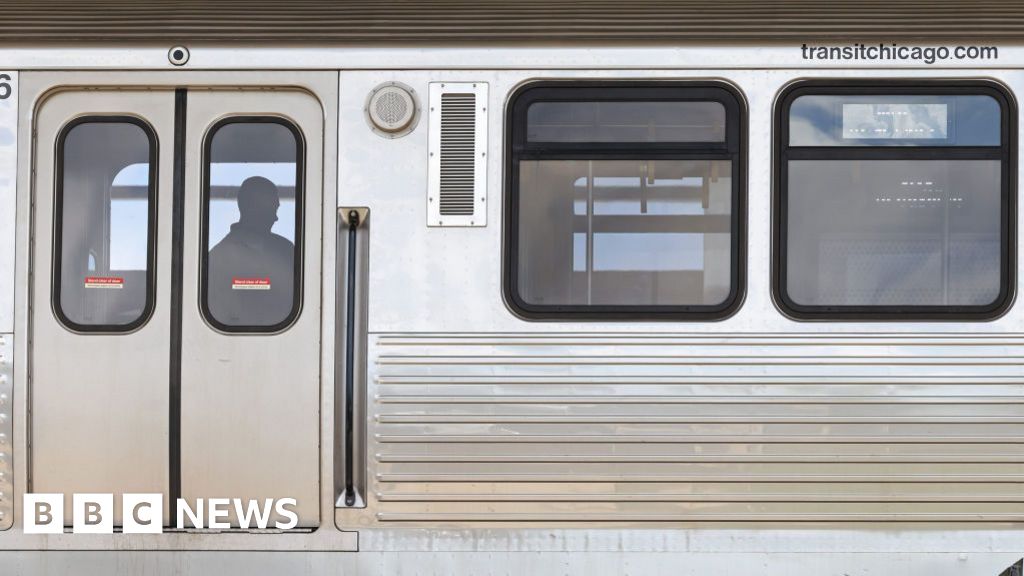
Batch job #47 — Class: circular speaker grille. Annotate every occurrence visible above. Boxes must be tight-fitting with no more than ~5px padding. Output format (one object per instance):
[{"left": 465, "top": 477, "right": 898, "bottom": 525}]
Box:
[{"left": 366, "top": 83, "right": 419, "bottom": 137}]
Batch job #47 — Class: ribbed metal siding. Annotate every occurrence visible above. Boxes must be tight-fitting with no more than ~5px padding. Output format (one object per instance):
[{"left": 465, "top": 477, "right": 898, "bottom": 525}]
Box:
[
  {"left": 368, "top": 333, "right": 1024, "bottom": 524},
  {"left": 3, "top": 1, "right": 1024, "bottom": 43}
]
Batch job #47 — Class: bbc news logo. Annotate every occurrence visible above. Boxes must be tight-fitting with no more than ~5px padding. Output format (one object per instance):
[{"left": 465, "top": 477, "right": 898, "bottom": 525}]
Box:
[{"left": 24, "top": 494, "right": 299, "bottom": 533}]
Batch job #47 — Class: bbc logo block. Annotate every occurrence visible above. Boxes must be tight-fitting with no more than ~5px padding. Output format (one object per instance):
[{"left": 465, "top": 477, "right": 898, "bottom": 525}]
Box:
[
  {"left": 22, "top": 494, "right": 297, "bottom": 533},
  {"left": 24, "top": 493, "right": 161, "bottom": 534}
]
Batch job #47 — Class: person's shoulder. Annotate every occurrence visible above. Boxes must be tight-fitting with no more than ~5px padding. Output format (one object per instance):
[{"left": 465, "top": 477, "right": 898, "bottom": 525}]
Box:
[
  {"left": 269, "top": 232, "right": 295, "bottom": 250},
  {"left": 209, "top": 233, "right": 239, "bottom": 255}
]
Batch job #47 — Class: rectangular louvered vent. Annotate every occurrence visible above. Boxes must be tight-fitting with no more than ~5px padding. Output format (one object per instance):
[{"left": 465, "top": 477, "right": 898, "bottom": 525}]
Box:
[{"left": 428, "top": 82, "right": 487, "bottom": 227}]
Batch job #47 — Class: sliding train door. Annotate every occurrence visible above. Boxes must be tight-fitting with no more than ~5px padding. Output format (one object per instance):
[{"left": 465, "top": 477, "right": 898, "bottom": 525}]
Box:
[
  {"left": 179, "top": 89, "right": 323, "bottom": 527},
  {"left": 31, "top": 90, "right": 175, "bottom": 524},
  {"left": 30, "top": 84, "right": 323, "bottom": 528}
]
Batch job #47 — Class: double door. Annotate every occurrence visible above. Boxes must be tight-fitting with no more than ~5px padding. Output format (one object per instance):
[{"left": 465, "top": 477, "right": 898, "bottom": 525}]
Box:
[{"left": 30, "top": 86, "right": 322, "bottom": 527}]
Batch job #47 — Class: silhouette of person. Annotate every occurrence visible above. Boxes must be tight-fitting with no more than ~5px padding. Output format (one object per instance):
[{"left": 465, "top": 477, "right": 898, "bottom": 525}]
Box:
[{"left": 207, "top": 176, "right": 295, "bottom": 326}]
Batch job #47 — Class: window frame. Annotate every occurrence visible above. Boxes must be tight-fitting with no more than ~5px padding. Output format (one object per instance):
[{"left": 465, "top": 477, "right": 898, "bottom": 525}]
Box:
[
  {"left": 198, "top": 115, "right": 306, "bottom": 334},
  {"left": 503, "top": 81, "right": 747, "bottom": 321},
  {"left": 773, "top": 79, "right": 1017, "bottom": 321},
  {"left": 52, "top": 115, "right": 159, "bottom": 334}
]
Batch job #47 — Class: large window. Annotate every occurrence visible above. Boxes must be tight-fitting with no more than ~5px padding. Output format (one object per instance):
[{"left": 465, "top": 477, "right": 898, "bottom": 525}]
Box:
[
  {"left": 54, "top": 117, "right": 157, "bottom": 332},
  {"left": 201, "top": 117, "right": 304, "bottom": 332},
  {"left": 504, "top": 83, "right": 745, "bottom": 320},
  {"left": 775, "top": 82, "right": 1015, "bottom": 319}
]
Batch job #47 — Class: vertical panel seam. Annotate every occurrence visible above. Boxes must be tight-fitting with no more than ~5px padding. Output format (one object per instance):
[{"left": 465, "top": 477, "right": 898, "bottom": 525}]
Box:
[{"left": 169, "top": 88, "right": 186, "bottom": 507}]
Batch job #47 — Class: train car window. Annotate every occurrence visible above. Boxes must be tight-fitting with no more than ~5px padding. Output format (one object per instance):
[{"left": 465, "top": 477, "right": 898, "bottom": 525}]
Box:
[
  {"left": 775, "top": 82, "right": 1015, "bottom": 320},
  {"left": 505, "top": 83, "right": 745, "bottom": 320},
  {"left": 201, "top": 118, "right": 304, "bottom": 332},
  {"left": 527, "top": 101, "right": 727, "bottom": 143},
  {"left": 54, "top": 118, "right": 157, "bottom": 332},
  {"left": 789, "top": 94, "right": 1001, "bottom": 147}
]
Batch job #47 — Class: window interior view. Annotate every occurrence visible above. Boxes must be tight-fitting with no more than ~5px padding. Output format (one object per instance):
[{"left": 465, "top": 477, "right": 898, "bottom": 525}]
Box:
[
  {"left": 781, "top": 92, "right": 1009, "bottom": 314},
  {"left": 57, "top": 120, "right": 153, "bottom": 329},
  {"left": 203, "top": 120, "right": 301, "bottom": 330},
  {"left": 518, "top": 158, "right": 733, "bottom": 306},
  {"left": 511, "top": 91, "right": 740, "bottom": 314}
]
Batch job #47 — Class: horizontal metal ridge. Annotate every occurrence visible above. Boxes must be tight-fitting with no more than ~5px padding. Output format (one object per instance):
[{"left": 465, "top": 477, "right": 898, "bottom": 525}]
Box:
[
  {"left": 375, "top": 512, "right": 1024, "bottom": 522},
  {"left": 377, "top": 376, "right": 1024, "bottom": 383},
  {"left": 378, "top": 355, "right": 1024, "bottom": 365},
  {"left": 375, "top": 492, "right": 1024, "bottom": 502},
  {"left": 376, "top": 453, "right": 1024, "bottom": 463},
  {"left": 376, "top": 333, "right": 1024, "bottom": 343},
  {"left": 377, "top": 395, "right": 1024, "bottom": 404},
  {"left": 377, "top": 473, "right": 1024, "bottom": 483},
  {"left": 376, "top": 434, "right": 1024, "bottom": 443},
  {"left": 377, "top": 415, "right": 1024, "bottom": 424}
]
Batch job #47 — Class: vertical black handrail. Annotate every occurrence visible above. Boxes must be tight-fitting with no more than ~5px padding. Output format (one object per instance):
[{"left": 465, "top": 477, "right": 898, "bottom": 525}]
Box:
[{"left": 343, "top": 209, "right": 360, "bottom": 506}]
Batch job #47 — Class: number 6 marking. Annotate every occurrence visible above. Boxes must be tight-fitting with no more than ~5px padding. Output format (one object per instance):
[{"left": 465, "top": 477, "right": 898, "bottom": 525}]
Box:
[{"left": 0, "top": 74, "right": 11, "bottom": 100}]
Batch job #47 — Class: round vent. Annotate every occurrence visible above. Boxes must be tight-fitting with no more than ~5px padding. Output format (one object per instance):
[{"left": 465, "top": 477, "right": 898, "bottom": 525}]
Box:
[{"left": 365, "top": 82, "right": 419, "bottom": 138}]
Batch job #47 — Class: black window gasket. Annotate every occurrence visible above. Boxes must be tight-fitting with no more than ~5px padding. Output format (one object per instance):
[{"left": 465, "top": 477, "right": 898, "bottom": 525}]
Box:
[
  {"left": 503, "top": 81, "right": 747, "bottom": 321},
  {"left": 52, "top": 115, "right": 159, "bottom": 334},
  {"left": 772, "top": 79, "right": 1017, "bottom": 321},
  {"left": 198, "top": 116, "right": 305, "bottom": 334}
]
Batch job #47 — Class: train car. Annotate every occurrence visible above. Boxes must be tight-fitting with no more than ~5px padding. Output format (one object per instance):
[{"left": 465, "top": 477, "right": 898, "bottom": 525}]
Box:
[{"left": 0, "top": 1, "right": 1023, "bottom": 574}]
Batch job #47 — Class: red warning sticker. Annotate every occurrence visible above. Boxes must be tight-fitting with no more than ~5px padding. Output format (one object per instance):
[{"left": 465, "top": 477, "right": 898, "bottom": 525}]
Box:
[
  {"left": 84, "top": 276, "right": 124, "bottom": 289},
  {"left": 232, "top": 277, "right": 271, "bottom": 290}
]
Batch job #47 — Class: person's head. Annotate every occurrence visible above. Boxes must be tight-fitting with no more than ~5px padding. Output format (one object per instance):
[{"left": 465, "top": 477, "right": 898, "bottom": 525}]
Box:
[{"left": 236, "top": 176, "right": 280, "bottom": 231}]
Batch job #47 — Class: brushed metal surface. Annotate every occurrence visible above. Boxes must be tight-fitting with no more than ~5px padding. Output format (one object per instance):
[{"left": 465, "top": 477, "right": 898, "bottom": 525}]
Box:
[
  {"left": 29, "top": 89, "right": 175, "bottom": 525},
  {"left": 3, "top": 549, "right": 1024, "bottom": 576},
  {"left": 359, "top": 333, "right": 1024, "bottom": 525},
  {"left": 179, "top": 88, "right": 324, "bottom": 528}
]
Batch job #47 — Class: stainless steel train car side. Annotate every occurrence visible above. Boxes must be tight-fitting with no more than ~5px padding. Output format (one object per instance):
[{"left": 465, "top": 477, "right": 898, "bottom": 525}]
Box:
[{"left": 2, "top": 3, "right": 1024, "bottom": 575}]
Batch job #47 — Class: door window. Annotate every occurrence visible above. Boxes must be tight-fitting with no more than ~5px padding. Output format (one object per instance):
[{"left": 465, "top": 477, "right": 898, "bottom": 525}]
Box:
[
  {"left": 201, "top": 118, "right": 304, "bottom": 332},
  {"left": 54, "top": 117, "right": 157, "bottom": 331}
]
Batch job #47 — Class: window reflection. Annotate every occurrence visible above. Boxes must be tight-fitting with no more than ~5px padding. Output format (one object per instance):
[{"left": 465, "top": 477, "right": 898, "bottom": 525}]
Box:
[
  {"left": 789, "top": 94, "right": 1001, "bottom": 146},
  {"left": 56, "top": 120, "right": 154, "bottom": 330},
  {"left": 786, "top": 160, "right": 1002, "bottom": 307},
  {"left": 203, "top": 121, "right": 301, "bottom": 330},
  {"left": 518, "top": 159, "right": 733, "bottom": 307}
]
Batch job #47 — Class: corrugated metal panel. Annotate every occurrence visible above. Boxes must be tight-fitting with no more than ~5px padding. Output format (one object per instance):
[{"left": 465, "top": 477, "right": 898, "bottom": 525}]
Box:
[
  {"left": 0, "top": 335, "right": 11, "bottom": 530},
  {"left": 2, "top": 1, "right": 1024, "bottom": 44},
  {"left": 367, "top": 333, "right": 1024, "bottom": 524}
]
